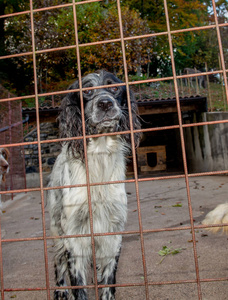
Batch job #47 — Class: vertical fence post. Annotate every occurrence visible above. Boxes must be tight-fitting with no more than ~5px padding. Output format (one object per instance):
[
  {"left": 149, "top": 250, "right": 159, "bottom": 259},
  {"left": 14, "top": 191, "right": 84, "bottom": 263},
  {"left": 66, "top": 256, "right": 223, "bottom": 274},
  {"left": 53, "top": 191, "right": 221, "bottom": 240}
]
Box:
[
  {"left": 8, "top": 98, "right": 14, "bottom": 200},
  {"left": 180, "top": 71, "right": 184, "bottom": 98},
  {"left": 52, "top": 95, "right": 54, "bottom": 107},
  {"left": 218, "top": 53, "right": 227, "bottom": 111},
  {"left": 195, "top": 67, "right": 199, "bottom": 95},
  {"left": 20, "top": 101, "right": 27, "bottom": 192},
  {"left": 187, "top": 69, "right": 191, "bottom": 95},
  {"left": 205, "top": 62, "right": 212, "bottom": 111}
]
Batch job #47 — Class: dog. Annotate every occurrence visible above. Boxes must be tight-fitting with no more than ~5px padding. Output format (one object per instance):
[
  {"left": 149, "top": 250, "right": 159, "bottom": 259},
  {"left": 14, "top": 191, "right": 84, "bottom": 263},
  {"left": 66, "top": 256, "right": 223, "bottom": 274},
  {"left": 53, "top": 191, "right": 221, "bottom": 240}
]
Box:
[
  {"left": 47, "top": 70, "right": 141, "bottom": 299},
  {"left": 202, "top": 203, "right": 228, "bottom": 234},
  {"left": 183, "top": 68, "right": 206, "bottom": 89},
  {"left": 0, "top": 148, "right": 9, "bottom": 183},
  {"left": 0, "top": 148, "right": 10, "bottom": 209}
]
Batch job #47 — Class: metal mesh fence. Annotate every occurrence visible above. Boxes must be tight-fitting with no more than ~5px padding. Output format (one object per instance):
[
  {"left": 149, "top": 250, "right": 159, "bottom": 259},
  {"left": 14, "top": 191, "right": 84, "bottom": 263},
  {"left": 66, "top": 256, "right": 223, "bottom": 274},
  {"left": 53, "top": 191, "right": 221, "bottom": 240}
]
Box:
[
  {"left": 0, "top": 0, "right": 228, "bottom": 299},
  {"left": 0, "top": 98, "right": 26, "bottom": 200}
]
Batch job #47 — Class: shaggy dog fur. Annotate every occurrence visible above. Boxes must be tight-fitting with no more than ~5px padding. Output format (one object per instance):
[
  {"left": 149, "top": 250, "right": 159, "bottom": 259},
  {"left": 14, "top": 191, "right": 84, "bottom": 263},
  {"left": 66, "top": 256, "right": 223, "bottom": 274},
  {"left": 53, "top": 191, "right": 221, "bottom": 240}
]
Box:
[
  {"left": 48, "top": 70, "right": 141, "bottom": 300},
  {"left": 202, "top": 203, "right": 228, "bottom": 234}
]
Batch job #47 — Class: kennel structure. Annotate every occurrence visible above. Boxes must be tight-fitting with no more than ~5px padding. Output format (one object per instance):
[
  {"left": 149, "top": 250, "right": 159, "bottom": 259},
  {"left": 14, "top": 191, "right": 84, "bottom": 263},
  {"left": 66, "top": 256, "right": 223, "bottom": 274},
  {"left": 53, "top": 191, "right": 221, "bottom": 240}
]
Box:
[
  {"left": 21, "top": 95, "right": 207, "bottom": 176},
  {"left": 0, "top": 1, "right": 228, "bottom": 300}
]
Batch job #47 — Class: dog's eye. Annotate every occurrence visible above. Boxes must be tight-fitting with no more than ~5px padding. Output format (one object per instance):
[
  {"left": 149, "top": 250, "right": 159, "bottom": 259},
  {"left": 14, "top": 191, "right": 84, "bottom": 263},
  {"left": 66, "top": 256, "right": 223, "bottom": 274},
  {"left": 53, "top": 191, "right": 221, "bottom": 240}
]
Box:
[
  {"left": 83, "top": 89, "right": 93, "bottom": 96},
  {"left": 109, "top": 86, "right": 118, "bottom": 93}
]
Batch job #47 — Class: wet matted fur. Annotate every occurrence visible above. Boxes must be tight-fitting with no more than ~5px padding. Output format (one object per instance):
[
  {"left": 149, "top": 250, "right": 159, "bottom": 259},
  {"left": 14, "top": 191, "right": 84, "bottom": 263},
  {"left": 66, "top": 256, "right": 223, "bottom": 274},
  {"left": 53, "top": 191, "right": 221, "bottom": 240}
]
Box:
[{"left": 48, "top": 70, "right": 141, "bottom": 299}]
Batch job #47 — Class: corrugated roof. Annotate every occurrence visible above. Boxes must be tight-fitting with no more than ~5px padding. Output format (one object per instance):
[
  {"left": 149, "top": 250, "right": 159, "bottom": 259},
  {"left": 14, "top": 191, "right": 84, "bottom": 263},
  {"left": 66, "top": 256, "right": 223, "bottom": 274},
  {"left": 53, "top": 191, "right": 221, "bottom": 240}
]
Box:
[
  {"left": 22, "top": 106, "right": 60, "bottom": 112},
  {"left": 22, "top": 95, "right": 206, "bottom": 112},
  {"left": 137, "top": 95, "right": 206, "bottom": 105}
]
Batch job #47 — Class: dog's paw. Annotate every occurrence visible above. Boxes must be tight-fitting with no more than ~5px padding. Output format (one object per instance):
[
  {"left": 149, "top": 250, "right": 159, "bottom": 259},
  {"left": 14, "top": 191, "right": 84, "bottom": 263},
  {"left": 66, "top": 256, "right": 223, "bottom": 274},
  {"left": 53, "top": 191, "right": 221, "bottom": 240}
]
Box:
[
  {"left": 54, "top": 289, "right": 69, "bottom": 300},
  {"left": 100, "top": 289, "right": 115, "bottom": 300}
]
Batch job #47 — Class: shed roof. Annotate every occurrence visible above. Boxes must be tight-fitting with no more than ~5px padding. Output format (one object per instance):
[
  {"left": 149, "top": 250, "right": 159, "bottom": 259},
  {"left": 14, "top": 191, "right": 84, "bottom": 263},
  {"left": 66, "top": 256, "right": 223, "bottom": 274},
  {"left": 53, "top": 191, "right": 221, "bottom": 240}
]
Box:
[{"left": 22, "top": 95, "right": 207, "bottom": 122}]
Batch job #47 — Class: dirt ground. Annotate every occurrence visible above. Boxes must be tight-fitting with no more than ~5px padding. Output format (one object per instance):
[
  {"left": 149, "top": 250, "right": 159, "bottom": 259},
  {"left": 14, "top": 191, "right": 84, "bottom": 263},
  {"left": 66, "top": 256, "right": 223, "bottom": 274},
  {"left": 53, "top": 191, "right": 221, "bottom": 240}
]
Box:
[{"left": 1, "top": 175, "right": 228, "bottom": 300}]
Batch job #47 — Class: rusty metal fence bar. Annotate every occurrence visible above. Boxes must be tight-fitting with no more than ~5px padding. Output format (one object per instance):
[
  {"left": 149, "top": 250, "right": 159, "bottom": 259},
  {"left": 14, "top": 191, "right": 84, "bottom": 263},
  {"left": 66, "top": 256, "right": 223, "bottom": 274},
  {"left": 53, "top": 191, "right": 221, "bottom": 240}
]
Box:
[
  {"left": 72, "top": 0, "right": 100, "bottom": 298},
  {"left": 0, "top": 0, "right": 228, "bottom": 299},
  {"left": 116, "top": 0, "right": 150, "bottom": 298},
  {"left": 29, "top": 0, "right": 51, "bottom": 299},
  {"left": 164, "top": 0, "right": 202, "bottom": 297}
]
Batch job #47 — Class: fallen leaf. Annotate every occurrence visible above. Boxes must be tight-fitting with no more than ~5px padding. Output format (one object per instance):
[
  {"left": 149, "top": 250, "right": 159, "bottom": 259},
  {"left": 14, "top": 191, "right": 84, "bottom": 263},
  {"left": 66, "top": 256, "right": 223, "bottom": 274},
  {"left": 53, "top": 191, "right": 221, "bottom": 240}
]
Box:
[
  {"left": 201, "top": 233, "right": 208, "bottom": 237},
  {"left": 172, "top": 203, "right": 182, "bottom": 207},
  {"left": 158, "top": 245, "right": 186, "bottom": 264}
]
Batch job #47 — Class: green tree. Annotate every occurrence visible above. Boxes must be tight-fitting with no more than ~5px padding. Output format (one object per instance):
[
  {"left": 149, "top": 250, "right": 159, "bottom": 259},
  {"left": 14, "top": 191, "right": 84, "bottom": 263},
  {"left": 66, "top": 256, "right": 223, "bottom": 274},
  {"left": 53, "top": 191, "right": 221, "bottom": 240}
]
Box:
[
  {"left": 3, "top": 2, "right": 153, "bottom": 93},
  {"left": 124, "top": 0, "right": 213, "bottom": 75},
  {"left": 1, "top": 0, "right": 226, "bottom": 95},
  {"left": 79, "top": 5, "right": 154, "bottom": 76},
  {"left": 0, "top": 0, "right": 29, "bottom": 82}
]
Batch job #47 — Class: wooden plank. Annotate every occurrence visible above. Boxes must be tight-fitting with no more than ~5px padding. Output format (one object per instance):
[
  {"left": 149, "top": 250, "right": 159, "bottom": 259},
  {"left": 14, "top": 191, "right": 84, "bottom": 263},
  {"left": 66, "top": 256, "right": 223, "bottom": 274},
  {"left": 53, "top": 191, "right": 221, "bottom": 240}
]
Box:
[
  {"left": 137, "top": 145, "right": 166, "bottom": 154},
  {"left": 141, "top": 164, "right": 166, "bottom": 172},
  {"left": 137, "top": 145, "right": 167, "bottom": 173}
]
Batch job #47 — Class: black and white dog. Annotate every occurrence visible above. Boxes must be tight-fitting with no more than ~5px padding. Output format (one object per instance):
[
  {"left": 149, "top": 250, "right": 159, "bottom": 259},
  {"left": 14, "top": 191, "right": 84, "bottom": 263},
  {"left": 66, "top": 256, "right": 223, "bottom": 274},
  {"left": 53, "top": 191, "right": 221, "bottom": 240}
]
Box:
[
  {"left": 0, "top": 148, "right": 10, "bottom": 210},
  {"left": 0, "top": 148, "right": 9, "bottom": 184},
  {"left": 48, "top": 70, "right": 141, "bottom": 299}
]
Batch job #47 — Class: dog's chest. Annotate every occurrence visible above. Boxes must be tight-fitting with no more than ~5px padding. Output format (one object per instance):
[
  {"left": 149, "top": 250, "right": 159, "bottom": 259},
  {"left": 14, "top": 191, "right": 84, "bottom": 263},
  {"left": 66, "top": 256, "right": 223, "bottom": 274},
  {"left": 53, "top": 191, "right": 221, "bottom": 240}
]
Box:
[
  {"left": 85, "top": 137, "right": 125, "bottom": 180},
  {"left": 62, "top": 137, "right": 127, "bottom": 233}
]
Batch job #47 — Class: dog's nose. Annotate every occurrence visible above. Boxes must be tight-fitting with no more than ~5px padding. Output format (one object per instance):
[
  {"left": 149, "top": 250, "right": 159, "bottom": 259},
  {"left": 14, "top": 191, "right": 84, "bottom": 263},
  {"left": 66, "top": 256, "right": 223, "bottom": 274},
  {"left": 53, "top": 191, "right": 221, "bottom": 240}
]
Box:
[
  {"left": 1, "top": 162, "right": 8, "bottom": 170},
  {"left": 98, "top": 99, "right": 114, "bottom": 111}
]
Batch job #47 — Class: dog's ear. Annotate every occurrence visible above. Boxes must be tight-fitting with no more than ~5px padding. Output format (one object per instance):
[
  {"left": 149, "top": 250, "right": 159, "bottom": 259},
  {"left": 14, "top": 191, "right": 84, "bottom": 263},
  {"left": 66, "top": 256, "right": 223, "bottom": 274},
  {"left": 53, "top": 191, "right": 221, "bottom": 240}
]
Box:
[
  {"left": 1, "top": 148, "right": 9, "bottom": 182},
  {"left": 58, "top": 81, "right": 84, "bottom": 159},
  {"left": 2, "top": 174, "right": 6, "bottom": 182},
  {"left": 120, "top": 87, "right": 141, "bottom": 148},
  {"left": 129, "top": 89, "right": 142, "bottom": 147},
  {"left": 2, "top": 148, "right": 10, "bottom": 161}
]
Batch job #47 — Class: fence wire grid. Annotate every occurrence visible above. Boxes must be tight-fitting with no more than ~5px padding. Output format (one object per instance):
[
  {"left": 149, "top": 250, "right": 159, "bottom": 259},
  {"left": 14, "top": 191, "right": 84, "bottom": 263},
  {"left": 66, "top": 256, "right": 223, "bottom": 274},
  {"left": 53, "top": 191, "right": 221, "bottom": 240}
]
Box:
[
  {"left": 0, "top": 0, "right": 228, "bottom": 300},
  {"left": 0, "top": 99, "right": 27, "bottom": 199}
]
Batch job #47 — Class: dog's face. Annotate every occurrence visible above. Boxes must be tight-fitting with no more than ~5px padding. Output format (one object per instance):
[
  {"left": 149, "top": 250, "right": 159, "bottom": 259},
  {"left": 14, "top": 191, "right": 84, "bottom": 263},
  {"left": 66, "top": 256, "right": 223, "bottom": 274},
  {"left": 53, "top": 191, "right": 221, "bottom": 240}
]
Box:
[
  {"left": 59, "top": 70, "right": 141, "bottom": 157},
  {"left": 0, "top": 148, "right": 9, "bottom": 181},
  {"left": 82, "top": 72, "right": 126, "bottom": 133}
]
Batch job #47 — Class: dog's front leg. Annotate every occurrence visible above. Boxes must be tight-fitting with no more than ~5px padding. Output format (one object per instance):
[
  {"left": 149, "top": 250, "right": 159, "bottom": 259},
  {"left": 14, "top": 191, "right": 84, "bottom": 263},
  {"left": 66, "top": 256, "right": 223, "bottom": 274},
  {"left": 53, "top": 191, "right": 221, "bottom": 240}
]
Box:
[
  {"left": 54, "top": 252, "right": 70, "bottom": 300},
  {"left": 67, "top": 251, "right": 88, "bottom": 300},
  {"left": 98, "top": 250, "right": 121, "bottom": 300}
]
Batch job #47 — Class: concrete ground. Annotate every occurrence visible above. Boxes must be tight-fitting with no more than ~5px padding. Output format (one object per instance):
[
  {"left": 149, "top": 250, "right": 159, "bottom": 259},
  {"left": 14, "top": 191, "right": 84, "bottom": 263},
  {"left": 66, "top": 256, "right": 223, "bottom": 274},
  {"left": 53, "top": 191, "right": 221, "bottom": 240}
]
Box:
[{"left": 1, "top": 175, "right": 228, "bottom": 300}]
